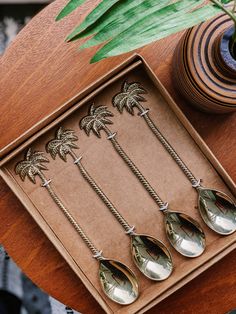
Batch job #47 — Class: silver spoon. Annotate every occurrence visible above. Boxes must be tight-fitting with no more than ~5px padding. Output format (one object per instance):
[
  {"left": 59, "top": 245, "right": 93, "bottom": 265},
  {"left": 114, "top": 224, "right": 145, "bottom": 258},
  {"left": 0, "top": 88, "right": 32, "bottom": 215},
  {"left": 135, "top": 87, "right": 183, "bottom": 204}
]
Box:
[
  {"left": 99, "top": 258, "right": 139, "bottom": 305},
  {"left": 131, "top": 233, "right": 173, "bottom": 280},
  {"left": 79, "top": 105, "right": 206, "bottom": 258},
  {"left": 112, "top": 81, "right": 236, "bottom": 235},
  {"left": 197, "top": 186, "right": 236, "bottom": 235},
  {"left": 15, "top": 148, "right": 139, "bottom": 305},
  {"left": 46, "top": 127, "right": 173, "bottom": 281},
  {"left": 163, "top": 209, "right": 205, "bottom": 257}
]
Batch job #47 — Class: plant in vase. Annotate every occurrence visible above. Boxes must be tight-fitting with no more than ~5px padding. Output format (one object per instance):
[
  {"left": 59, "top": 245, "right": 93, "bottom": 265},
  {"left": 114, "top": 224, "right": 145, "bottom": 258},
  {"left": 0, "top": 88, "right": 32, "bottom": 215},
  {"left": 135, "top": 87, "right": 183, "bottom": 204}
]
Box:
[
  {"left": 56, "top": 0, "right": 236, "bottom": 112},
  {"left": 55, "top": 0, "right": 235, "bottom": 62}
]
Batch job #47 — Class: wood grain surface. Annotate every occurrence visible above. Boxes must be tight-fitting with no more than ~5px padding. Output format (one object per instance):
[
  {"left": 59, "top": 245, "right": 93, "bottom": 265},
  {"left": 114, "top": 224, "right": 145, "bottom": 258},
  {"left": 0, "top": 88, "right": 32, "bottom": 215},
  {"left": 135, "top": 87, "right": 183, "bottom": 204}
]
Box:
[{"left": 0, "top": 1, "right": 235, "bottom": 313}]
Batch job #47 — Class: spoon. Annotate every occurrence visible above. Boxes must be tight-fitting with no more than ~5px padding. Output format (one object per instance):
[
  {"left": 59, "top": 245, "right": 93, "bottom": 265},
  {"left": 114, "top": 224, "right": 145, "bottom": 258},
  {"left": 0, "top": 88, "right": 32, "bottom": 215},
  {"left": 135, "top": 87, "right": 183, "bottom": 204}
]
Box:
[
  {"left": 197, "top": 186, "right": 236, "bottom": 235},
  {"left": 131, "top": 234, "right": 173, "bottom": 280},
  {"left": 111, "top": 81, "right": 236, "bottom": 235},
  {"left": 74, "top": 156, "right": 174, "bottom": 280},
  {"left": 99, "top": 258, "right": 139, "bottom": 305},
  {"left": 79, "top": 105, "right": 206, "bottom": 258},
  {"left": 15, "top": 148, "right": 139, "bottom": 305},
  {"left": 163, "top": 208, "right": 206, "bottom": 257},
  {"left": 46, "top": 127, "right": 173, "bottom": 281}
]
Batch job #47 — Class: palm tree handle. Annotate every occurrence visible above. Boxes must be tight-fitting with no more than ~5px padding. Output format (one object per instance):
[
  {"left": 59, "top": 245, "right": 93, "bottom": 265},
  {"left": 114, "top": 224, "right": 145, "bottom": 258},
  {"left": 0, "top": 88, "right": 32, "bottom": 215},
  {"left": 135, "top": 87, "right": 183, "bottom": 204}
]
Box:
[
  {"left": 104, "top": 128, "right": 166, "bottom": 209},
  {"left": 113, "top": 81, "right": 200, "bottom": 188},
  {"left": 138, "top": 108, "right": 200, "bottom": 188},
  {"left": 37, "top": 172, "right": 103, "bottom": 259},
  {"left": 69, "top": 151, "right": 134, "bottom": 235}
]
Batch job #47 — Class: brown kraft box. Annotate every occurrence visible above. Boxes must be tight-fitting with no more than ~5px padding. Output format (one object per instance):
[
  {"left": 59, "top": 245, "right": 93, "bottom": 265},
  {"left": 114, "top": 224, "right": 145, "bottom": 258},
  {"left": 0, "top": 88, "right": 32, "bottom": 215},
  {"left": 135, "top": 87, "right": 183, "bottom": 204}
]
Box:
[{"left": 0, "top": 55, "right": 235, "bottom": 314}]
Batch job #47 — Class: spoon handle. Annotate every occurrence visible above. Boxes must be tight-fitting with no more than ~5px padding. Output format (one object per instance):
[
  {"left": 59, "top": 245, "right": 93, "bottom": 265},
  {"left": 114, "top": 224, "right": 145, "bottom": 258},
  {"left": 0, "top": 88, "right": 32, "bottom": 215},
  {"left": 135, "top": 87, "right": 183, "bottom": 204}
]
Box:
[
  {"left": 36, "top": 172, "right": 103, "bottom": 259},
  {"left": 69, "top": 151, "right": 135, "bottom": 235},
  {"left": 139, "top": 108, "right": 200, "bottom": 188},
  {"left": 103, "top": 127, "right": 166, "bottom": 210},
  {"left": 112, "top": 81, "right": 200, "bottom": 188}
]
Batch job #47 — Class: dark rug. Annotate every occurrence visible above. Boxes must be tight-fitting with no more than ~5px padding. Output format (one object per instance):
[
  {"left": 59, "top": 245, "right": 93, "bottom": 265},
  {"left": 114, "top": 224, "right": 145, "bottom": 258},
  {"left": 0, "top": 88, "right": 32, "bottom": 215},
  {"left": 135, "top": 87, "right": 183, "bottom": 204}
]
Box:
[{"left": 0, "top": 4, "right": 46, "bottom": 54}]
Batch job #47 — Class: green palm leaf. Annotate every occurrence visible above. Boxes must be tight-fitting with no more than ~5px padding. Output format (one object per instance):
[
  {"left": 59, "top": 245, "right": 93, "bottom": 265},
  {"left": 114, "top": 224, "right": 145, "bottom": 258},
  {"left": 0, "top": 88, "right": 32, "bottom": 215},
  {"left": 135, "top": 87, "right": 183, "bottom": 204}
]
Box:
[
  {"left": 91, "top": 2, "right": 220, "bottom": 62},
  {"left": 66, "top": 0, "right": 120, "bottom": 41},
  {"left": 56, "top": 0, "right": 86, "bottom": 21},
  {"left": 57, "top": 0, "right": 235, "bottom": 63},
  {"left": 221, "top": 0, "right": 233, "bottom": 3},
  {"left": 79, "top": 0, "right": 171, "bottom": 49},
  {"left": 69, "top": 0, "right": 159, "bottom": 43}
]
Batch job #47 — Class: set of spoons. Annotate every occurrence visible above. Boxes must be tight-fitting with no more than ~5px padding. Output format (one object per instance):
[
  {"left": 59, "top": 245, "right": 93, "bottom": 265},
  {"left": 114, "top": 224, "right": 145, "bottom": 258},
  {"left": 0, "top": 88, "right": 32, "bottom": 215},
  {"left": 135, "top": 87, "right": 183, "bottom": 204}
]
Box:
[
  {"left": 112, "top": 80, "right": 236, "bottom": 236},
  {"left": 16, "top": 148, "right": 139, "bottom": 305},
  {"left": 14, "top": 81, "right": 235, "bottom": 305}
]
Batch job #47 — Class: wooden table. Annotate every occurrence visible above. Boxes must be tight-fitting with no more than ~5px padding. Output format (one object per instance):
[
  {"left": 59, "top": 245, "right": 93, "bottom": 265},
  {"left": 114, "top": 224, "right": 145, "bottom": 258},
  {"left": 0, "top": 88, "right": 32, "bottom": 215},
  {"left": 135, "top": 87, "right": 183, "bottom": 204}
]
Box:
[{"left": 0, "top": 1, "right": 235, "bottom": 313}]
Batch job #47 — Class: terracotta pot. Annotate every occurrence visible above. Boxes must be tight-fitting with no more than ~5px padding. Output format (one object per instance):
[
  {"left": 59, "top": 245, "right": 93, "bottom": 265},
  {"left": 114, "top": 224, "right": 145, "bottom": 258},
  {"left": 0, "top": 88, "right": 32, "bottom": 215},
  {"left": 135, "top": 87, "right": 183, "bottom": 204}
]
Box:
[{"left": 173, "top": 13, "right": 236, "bottom": 113}]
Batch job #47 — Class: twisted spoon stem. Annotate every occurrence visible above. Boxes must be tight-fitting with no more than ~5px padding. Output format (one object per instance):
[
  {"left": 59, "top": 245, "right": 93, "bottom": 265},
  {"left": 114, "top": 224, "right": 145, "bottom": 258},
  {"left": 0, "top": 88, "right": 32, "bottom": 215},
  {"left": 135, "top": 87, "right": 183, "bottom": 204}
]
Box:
[
  {"left": 69, "top": 151, "right": 135, "bottom": 235},
  {"left": 37, "top": 171, "right": 103, "bottom": 259},
  {"left": 103, "top": 126, "right": 166, "bottom": 210},
  {"left": 136, "top": 104, "right": 200, "bottom": 188}
]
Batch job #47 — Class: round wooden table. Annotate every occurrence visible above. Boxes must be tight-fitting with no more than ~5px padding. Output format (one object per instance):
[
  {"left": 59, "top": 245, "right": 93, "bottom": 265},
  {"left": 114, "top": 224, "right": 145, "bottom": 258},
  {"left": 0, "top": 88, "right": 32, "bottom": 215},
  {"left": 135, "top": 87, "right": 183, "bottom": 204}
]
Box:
[{"left": 0, "top": 1, "right": 235, "bottom": 313}]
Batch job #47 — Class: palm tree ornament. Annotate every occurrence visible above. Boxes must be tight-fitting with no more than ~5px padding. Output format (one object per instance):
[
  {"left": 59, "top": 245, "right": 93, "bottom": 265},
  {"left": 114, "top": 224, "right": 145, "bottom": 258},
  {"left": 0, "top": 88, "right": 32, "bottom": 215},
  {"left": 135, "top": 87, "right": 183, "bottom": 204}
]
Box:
[
  {"left": 112, "top": 81, "right": 236, "bottom": 236},
  {"left": 80, "top": 104, "right": 206, "bottom": 258},
  {"left": 15, "top": 148, "right": 139, "bottom": 305},
  {"left": 46, "top": 127, "right": 173, "bottom": 281}
]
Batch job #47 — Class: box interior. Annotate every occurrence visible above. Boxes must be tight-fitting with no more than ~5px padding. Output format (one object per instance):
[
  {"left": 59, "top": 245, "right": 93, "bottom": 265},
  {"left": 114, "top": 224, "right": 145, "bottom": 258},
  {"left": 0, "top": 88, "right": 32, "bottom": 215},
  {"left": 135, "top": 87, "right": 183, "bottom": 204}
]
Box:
[{"left": 1, "top": 61, "right": 235, "bottom": 314}]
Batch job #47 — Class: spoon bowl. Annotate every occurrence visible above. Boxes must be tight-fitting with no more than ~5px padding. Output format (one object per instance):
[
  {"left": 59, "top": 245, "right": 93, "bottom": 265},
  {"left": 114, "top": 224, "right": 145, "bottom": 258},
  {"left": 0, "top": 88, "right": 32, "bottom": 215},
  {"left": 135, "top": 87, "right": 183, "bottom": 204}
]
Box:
[
  {"left": 164, "top": 211, "right": 206, "bottom": 257},
  {"left": 131, "top": 234, "right": 173, "bottom": 280},
  {"left": 99, "top": 259, "right": 139, "bottom": 305},
  {"left": 197, "top": 187, "right": 236, "bottom": 235}
]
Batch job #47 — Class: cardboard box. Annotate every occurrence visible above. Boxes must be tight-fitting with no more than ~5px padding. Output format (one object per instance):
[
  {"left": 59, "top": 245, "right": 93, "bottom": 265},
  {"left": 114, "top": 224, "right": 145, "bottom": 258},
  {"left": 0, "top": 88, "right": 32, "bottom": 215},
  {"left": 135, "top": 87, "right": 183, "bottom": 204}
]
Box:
[{"left": 0, "top": 55, "right": 235, "bottom": 313}]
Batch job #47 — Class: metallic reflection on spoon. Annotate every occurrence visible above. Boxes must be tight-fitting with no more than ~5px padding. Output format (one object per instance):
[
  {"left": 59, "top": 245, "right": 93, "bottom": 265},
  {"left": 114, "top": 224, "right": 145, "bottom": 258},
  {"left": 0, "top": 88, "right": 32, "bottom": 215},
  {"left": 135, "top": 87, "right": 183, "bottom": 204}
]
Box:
[
  {"left": 131, "top": 234, "right": 173, "bottom": 280},
  {"left": 164, "top": 210, "right": 206, "bottom": 257},
  {"left": 197, "top": 187, "right": 236, "bottom": 235},
  {"left": 99, "top": 259, "right": 139, "bottom": 305}
]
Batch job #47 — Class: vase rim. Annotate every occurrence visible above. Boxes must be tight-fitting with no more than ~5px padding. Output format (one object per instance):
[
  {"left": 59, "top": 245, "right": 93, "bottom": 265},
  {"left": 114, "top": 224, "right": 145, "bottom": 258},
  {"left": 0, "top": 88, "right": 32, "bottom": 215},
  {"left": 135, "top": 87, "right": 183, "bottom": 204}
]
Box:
[{"left": 219, "top": 26, "right": 236, "bottom": 71}]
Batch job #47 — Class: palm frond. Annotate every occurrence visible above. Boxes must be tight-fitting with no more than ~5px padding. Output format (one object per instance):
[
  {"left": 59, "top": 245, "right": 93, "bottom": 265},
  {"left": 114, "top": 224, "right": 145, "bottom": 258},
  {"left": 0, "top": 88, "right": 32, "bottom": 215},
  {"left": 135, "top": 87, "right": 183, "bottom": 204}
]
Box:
[
  {"left": 79, "top": 0, "right": 171, "bottom": 48},
  {"left": 112, "top": 81, "right": 147, "bottom": 114},
  {"left": 56, "top": 0, "right": 86, "bottom": 21},
  {"left": 46, "top": 139, "right": 62, "bottom": 159},
  {"left": 57, "top": 127, "right": 78, "bottom": 141},
  {"left": 80, "top": 104, "right": 113, "bottom": 137},
  {"left": 56, "top": 0, "right": 233, "bottom": 63},
  {"left": 15, "top": 148, "right": 49, "bottom": 183},
  {"left": 91, "top": 1, "right": 220, "bottom": 62},
  {"left": 47, "top": 127, "right": 79, "bottom": 161},
  {"left": 66, "top": 0, "right": 120, "bottom": 41},
  {"left": 15, "top": 161, "right": 30, "bottom": 181}
]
